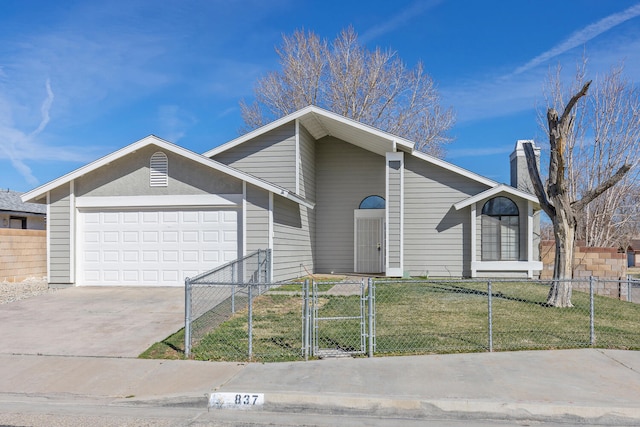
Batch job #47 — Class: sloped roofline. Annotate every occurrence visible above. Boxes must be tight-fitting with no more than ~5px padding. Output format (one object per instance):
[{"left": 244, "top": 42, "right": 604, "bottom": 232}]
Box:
[
  {"left": 453, "top": 184, "right": 540, "bottom": 211},
  {"left": 204, "top": 105, "right": 499, "bottom": 188},
  {"left": 21, "top": 135, "right": 314, "bottom": 209}
]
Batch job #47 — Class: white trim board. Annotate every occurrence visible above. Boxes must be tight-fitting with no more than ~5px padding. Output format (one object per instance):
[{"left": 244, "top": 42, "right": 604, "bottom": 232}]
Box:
[{"left": 76, "top": 194, "right": 243, "bottom": 209}]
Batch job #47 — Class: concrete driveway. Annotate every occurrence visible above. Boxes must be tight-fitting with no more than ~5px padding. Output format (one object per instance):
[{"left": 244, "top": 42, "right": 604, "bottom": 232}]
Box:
[{"left": 0, "top": 287, "right": 184, "bottom": 357}]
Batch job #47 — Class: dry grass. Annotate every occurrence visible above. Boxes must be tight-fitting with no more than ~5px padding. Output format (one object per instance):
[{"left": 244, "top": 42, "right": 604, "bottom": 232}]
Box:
[{"left": 143, "top": 279, "right": 640, "bottom": 362}]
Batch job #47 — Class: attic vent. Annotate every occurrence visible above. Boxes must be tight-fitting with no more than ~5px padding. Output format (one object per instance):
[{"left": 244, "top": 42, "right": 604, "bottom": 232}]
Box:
[{"left": 150, "top": 152, "right": 168, "bottom": 187}]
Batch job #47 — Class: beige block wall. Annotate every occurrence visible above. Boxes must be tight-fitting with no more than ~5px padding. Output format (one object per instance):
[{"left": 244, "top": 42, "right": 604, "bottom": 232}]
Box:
[
  {"left": 0, "top": 229, "right": 47, "bottom": 282},
  {"left": 540, "top": 240, "right": 629, "bottom": 300}
]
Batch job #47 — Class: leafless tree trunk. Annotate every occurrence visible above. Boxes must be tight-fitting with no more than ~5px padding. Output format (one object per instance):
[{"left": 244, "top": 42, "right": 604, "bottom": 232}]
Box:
[
  {"left": 240, "top": 27, "right": 455, "bottom": 156},
  {"left": 525, "top": 62, "right": 638, "bottom": 307}
]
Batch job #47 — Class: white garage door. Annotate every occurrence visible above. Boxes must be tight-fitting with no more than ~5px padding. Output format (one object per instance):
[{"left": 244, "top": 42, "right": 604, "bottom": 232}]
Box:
[{"left": 80, "top": 208, "right": 238, "bottom": 286}]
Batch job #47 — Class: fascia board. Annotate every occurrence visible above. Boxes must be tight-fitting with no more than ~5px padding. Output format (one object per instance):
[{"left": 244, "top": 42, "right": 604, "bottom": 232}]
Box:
[
  {"left": 203, "top": 106, "right": 317, "bottom": 157},
  {"left": 21, "top": 135, "right": 166, "bottom": 203},
  {"left": 454, "top": 184, "right": 540, "bottom": 210},
  {"left": 411, "top": 150, "right": 498, "bottom": 188},
  {"left": 203, "top": 105, "right": 417, "bottom": 158},
  {"left": 21, "top": 134, "right": 315, "bottom": 210}
]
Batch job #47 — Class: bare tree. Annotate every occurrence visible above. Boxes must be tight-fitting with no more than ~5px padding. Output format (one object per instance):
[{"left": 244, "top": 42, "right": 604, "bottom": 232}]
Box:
[
  {"left": 240, "top": 27, "right": 454, "bottom": 156},
  {"left": 525, "top": 62, "right": 639, "bottom": 307}
]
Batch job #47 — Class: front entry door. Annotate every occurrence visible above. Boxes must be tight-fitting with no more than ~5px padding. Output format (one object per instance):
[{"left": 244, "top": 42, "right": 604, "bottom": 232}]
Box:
[{"left": 354, "top": 210, "right": 385, "bottom": 273}]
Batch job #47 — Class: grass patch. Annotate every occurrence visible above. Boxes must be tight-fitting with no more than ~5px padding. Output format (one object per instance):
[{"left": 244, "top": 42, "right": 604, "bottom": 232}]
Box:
[
  {"left": 143, "top": 279, "right": 640, "bottom": 362},
  {"left": 273, "top": 282, "right": 335, "bottom": 292},
  {"left": 193, "top": 293, "right": 303, "bottom": 362},
  {"left": 139, "top": 328, "right": 185, "bottom": 359}
]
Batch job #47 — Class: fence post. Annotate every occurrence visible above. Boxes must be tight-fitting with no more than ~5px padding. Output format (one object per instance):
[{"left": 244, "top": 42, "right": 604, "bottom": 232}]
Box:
[
  {"left": 257, "top": 250, "right": 261, "bottom": 283},
  {"left": 184, "top": 278, "right": 192, "bottom": 359},
  {"left": 487, "top": 280, "right": 493, "bottom": 353},
  {"left": 368, "top": 277, "right": 374, "bottom": 358},
  {"left": 231, "top": 265, "right": 236, "bottom": 314},
  {"left": 303, "top": 279, "right": 310, "bottom": 361},
  {"left": 266, "top": 249, "right": 272, "bottom": 283},
  {"left": 590, "top": 276, "right": 595, "bottom": 346},
  {"left": 628, "top": 275, "right": 632, "bottom": 303},
  {"left": 248, "top": 283, "right": 253, "bottom": 359}
]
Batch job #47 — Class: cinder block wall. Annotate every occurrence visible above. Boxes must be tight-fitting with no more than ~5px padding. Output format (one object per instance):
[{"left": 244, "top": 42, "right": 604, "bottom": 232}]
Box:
[
  {"left": 540, "top": 240, "right": 629, "bottom": 299},
  {"left": 0, "top": 229, "right": 46, "bottom": 282}
]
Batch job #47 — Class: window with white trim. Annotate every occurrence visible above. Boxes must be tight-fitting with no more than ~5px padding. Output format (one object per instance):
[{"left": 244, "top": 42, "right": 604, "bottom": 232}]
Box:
[
  {"left": 150, "top": 152, "right": 168, "bottom": 187},
  {"left": 481, "top": 196, "right": 519, "bottom": 261}
]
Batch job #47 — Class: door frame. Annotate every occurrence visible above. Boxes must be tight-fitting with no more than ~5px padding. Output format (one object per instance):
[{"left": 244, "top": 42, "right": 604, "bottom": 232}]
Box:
[{"left": 353, "top": 209, "right": 385, "bottom": 273}]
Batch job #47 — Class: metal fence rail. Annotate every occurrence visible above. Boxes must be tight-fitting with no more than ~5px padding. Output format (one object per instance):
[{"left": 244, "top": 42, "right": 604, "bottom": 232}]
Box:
[
  {"left": 184, "top": 275, "right": 640, "bottom": 362},
  {"left": 184, "top": 249, "right": 271, "bottom": 358}
]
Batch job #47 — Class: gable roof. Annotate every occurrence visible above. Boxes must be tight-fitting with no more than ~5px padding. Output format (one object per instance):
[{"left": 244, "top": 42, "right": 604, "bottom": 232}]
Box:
[
  {"left": 453, "top": 184, "right": 540, "bottom": 211},
  {"left": 21, "top": 135, "right": 314, "bottom": 209},
  {"left": 204, "top": 105, "right": 498, "bottom": 188},
  {"left": 0, "top": 190, "right": 46, "bottom": 215}
]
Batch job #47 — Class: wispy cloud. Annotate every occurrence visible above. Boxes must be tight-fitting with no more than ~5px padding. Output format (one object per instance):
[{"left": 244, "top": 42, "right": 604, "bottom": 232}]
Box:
[
  {"left": 512, "top": 3, "right": 640, "bottom": 76},
  {"left": 0, "top": 79, "right": 56, "bottom": 185},
  {"left": 156, "top": 105, "right": 197, "bottom": 143},
  {"left": 360, "top": 0, "right": 443, "bottom": 43},
  {"left": 444, "top": 5, "right": 640, "bottom": 125}
]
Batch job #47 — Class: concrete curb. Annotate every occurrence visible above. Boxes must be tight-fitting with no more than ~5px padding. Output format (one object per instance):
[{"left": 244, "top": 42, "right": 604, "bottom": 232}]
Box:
[
  {"left": 262, "top": 392, "right": 640, "bottom": 422},
  {"left": 120, "top": 391, "right": 640, "bottom": 424}
]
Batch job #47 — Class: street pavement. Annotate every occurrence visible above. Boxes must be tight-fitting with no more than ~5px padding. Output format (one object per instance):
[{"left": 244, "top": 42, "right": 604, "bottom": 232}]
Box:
[
  {"left": 1, "top": 287, "right": 639, "bottom": 424},
  {"left": 1, "top": 349, "right": 639, "bottom": 425}
]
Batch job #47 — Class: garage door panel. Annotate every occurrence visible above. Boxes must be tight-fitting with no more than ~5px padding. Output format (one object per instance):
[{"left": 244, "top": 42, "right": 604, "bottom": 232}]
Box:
[
  {"left": 80, "top": 208, "right": 238, "bottom": 286},
  {"left": 103, "top": 251, "right": 119, "bottom": 262}
]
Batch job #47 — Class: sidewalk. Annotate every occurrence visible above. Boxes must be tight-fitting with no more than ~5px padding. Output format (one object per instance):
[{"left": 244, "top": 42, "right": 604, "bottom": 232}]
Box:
[{"left": 1, "top": 349, "right": 639, "bottom": 423}]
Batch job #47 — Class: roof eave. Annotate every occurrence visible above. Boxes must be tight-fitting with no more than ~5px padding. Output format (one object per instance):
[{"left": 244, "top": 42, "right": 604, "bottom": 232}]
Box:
[{"left": 454, "top": 184, "right": 540, "bottom": 211}]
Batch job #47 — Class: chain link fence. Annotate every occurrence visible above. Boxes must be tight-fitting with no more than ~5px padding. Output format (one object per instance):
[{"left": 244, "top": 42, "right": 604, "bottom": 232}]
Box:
[
  {"left": 184, "top": 249, "right": 270, "bottom": 358},
  {"left": 185, "top": 275, "right": 640, "bottom": 362}
]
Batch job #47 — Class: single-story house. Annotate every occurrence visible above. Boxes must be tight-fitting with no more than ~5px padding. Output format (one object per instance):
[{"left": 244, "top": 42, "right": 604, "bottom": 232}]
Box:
[
  {"left": 22, "top": 106, "right": 543, "bottom": 287},
  {"left": 0, "top": 189, "right": 46, "bottom": 230}
]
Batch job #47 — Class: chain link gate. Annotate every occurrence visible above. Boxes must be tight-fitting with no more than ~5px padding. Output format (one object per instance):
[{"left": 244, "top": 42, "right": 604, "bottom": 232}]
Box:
[{"left": 302, "top": 279, "right": 375, "bottom": 359}]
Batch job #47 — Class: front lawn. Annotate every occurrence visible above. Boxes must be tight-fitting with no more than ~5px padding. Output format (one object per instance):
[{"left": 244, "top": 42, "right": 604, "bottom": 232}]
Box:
[{"left": 141, "top": 280, "right": 640, "bottom": 362}]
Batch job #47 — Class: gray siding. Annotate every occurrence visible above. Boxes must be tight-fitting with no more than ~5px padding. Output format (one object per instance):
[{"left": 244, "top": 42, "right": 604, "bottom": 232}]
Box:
[
  {"left": 49, "top": 185, "right": 71, "bottom": 284},
  {"left": 245, "top": 184, "right": 269, "bottom": 253},
  {"left": 387, "top": 161, "right": 402, "bottom": 270},
  {"left": 298, "top": 124, "right": 316, "bottom": 273},
  {"left": 212, "top": 122, "right": 296, "bottom": 192},
  {"left": 298, "top": 124, "right": 316, "bottom": 201},
  {"left": 76, "top": 145, "right": 242, "bottom": 197},
  {"left": 273, "top": 197, "right": 313, "bottom": 282},
  {"left": 404, "top": 155, "right": 489, "bottom": 277},
  {"left": 315, "top": 137, "right": 385, "bottom": 273}
]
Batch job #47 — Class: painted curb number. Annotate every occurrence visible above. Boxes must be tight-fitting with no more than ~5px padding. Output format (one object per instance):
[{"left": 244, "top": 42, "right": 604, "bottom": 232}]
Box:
[{"left": 208, "top": 392, "right": 265, "bottom": 409}]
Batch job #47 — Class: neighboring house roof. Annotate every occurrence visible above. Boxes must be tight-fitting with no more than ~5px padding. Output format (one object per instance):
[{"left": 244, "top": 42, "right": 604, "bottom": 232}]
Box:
[
  {"left": 21, "top": 135, "right": 315, "bottom": 209},
  {"left": 628, "top": 239, "right": 640, "bottom": 251},
  {"left": 0, "top": 189, "right": 46, "bottom": 215},
  {"left": 453, "top": 184, "right": 541, "bottom": 211},
  {"left": 204, "top": 105, "right": 499, "bottom": 188}
]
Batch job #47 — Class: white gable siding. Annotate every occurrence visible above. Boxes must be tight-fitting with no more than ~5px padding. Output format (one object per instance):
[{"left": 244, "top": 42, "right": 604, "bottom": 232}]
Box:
[
  {"left": 403, "top": 155, "right": 489, "bottom": 277},
  {"left": 315, "top": 137, "right": 385, "bottom": 274},
  {"left": 212, "top": 122, "right": 297, "bottom": 193}
]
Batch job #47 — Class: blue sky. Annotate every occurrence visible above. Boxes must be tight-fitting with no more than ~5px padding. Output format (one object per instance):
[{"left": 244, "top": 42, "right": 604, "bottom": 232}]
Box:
[{"left": 2, "top": 0, "right": 640, "bottom": 192}]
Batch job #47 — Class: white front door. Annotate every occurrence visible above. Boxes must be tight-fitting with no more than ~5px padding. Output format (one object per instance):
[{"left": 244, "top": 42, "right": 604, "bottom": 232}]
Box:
[
  {"left": 79, "top": 208, "right": 239, "bottom": 286},
  {"left": 354, "top": 210, "right": 385, "bottom": 273}
]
